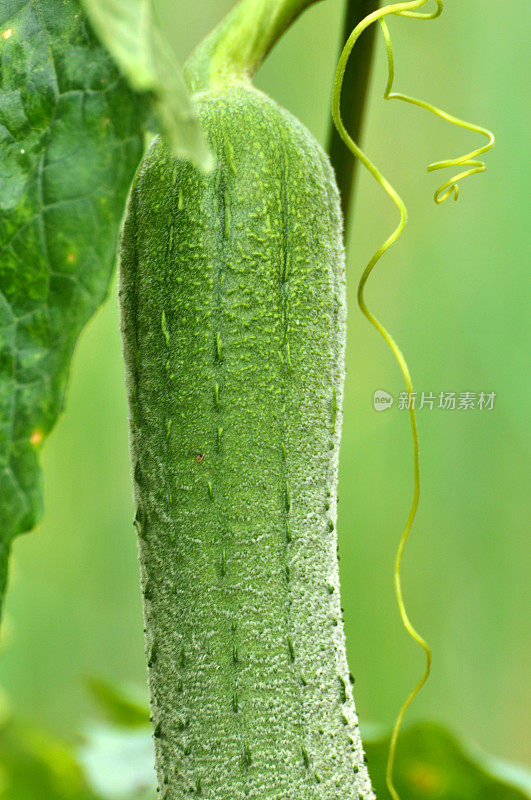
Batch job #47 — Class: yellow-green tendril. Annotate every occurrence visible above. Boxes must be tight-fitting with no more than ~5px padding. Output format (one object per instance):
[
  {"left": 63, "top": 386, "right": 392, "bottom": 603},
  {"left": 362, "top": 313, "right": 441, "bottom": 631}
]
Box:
[{"left": 331, "top": 3, "right": 494, "bottom": 799}]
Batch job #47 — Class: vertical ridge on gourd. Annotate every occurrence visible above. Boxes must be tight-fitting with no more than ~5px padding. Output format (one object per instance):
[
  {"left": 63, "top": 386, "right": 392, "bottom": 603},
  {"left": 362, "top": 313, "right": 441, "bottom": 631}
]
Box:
[{"left": 120, "top": 84, "right": 374, "bottom": 798}]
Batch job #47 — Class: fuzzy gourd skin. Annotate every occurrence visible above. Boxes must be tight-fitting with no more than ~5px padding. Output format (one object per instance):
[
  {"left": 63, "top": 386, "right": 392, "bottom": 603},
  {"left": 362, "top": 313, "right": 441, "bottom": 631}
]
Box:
[{"left": 120, "top": 84, "right": 374, "bottom": 799}]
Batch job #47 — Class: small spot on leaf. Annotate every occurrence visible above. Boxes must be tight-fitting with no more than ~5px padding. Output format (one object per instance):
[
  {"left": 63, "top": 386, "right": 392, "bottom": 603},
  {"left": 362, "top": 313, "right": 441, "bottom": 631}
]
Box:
[{"left": 30, "top": 430, "right": 43, "bottom": 447}]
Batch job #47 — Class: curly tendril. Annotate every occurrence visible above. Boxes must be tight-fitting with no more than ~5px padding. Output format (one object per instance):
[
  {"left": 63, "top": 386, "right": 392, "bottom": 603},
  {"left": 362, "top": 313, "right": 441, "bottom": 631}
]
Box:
[{"left": 331, "top": 3, "right": 494, "bottom": 799}]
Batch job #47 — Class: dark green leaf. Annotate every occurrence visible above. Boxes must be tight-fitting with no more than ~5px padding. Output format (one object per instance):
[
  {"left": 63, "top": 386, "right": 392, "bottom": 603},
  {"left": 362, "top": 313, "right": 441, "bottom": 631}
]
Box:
[
  {"left": 80, "top": 0, "right": 213, "bottom": 170},
  {"left": 86, "top": 677, "right": 150, "bottom": 728},
  {"left": 0, "top": 0, "right": 144, "bottom": 613},
  {"left": 365, "top": 721, "right": 531, "bottom": 799}
]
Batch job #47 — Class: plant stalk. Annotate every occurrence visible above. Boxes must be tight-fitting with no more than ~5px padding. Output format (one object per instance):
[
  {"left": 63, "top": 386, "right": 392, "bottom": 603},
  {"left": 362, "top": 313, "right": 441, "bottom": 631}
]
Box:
[
  {"left": 328, "top": 0, "right": 380, "bottom": 229},
  {"left": 185, "top": 0, "right": 325, "bottom": 92}
]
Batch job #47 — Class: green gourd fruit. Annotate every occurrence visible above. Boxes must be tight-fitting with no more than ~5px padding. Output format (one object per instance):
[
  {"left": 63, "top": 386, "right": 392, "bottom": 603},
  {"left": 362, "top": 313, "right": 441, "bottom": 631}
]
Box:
[{"left": 119, "top": 80, "right": 374, "bottom": 799}]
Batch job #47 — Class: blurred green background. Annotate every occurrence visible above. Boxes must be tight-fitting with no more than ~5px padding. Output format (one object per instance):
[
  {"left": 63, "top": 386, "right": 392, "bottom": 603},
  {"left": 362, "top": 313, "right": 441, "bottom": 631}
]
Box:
[{"left": 1, "top": 0, "right": 529, "bottom": 778}]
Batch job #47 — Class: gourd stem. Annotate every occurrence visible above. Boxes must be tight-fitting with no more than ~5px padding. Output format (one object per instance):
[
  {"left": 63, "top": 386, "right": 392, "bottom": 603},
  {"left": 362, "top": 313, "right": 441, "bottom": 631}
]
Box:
[
  {"left": 327, "top": 0, "right": 380, "bottom": 228},
  {"left": 185, "top": 0, "right": 324, "bottom": 93}
]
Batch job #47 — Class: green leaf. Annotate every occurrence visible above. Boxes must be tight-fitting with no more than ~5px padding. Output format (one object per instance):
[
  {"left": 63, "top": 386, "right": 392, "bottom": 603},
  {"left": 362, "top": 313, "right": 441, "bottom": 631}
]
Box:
[
  {"left": 80, "top": 0, "right": 214, "bottom": 170},
  {"left": 0, "top": 0, "right": 145, "bottom": 613},
  {"left": 85, "top": 678, "right": 150, "bottom": 728},
  {"left": 0, "top": 716, "right": 101, "bottom": 800},
  {"left": 365, "top": 721, "right": 531, "bottom": 799}
]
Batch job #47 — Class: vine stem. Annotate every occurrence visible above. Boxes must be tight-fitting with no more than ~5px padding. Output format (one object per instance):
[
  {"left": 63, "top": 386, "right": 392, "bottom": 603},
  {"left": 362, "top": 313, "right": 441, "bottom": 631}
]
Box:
[
  {"left": 327, "top": 0, "right": 380, "bottom": 228},
  {"left": 185, "top": 0, "right": 325, "bottom": 93},
  {"left": 332, "top": 2, "right": 493, "bottom": 798}
]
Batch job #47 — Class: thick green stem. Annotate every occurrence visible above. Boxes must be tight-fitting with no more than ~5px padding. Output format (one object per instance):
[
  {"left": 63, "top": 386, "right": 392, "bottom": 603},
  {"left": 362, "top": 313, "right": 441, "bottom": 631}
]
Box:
[
  {"left": 328, "top": 0, "right": 380, "bottom": 228},
  {"left": 185, "top": 0, "right": 324, "bottom": 92}
]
